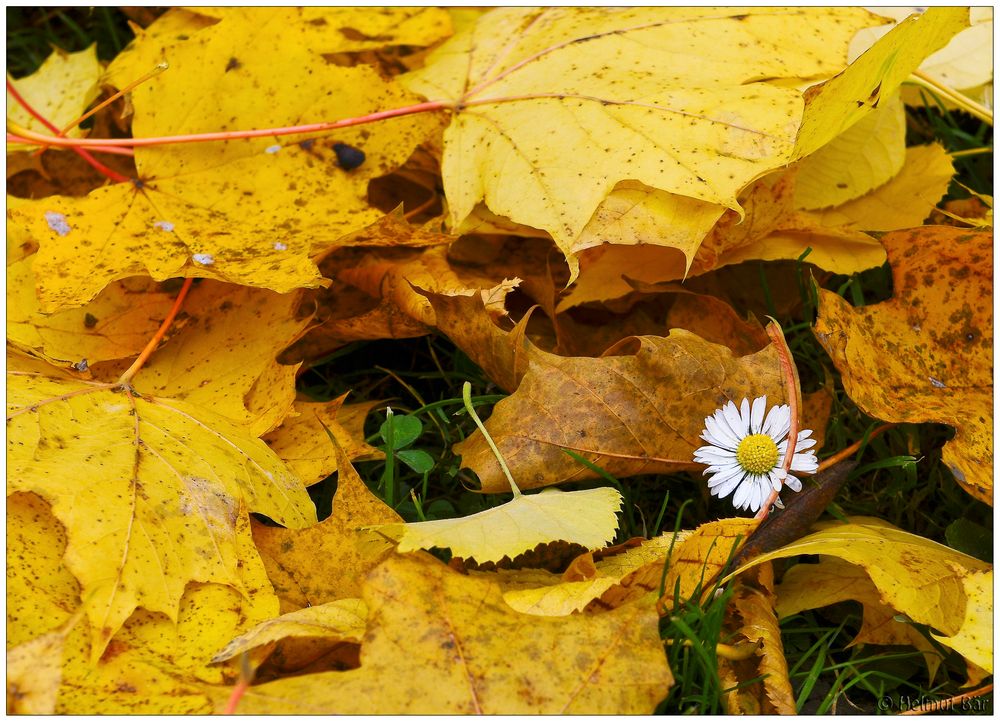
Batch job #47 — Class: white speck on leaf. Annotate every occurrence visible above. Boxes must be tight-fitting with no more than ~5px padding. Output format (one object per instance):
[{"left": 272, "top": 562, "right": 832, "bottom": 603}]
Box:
[
  {"left": 929, "top": 376, "right": 946, "bottom": 388},
  {"left": 45, "top": 211, "right": 71, "bottom": 236},
  {"left": 154, "top": 220, "right": 175, "bottom": 232},
  {"left": 192, "top": 253, "right": 215, "bottom": 266},
  {"left": 273, "top": 241, "right": 287, "bottom": 251},
  {"left": 265, "top": 145, "right": 281, "bottom": 154}
]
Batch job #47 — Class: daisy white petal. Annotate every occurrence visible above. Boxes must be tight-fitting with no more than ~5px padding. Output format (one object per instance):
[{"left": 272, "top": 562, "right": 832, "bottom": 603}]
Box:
[
  {"left": 739, "top": 398, "right": 751, "bottom": 431},
  {"left": 715, "top": 473, "right": 745, "bottom": 497},
  {"left": 733, "top": 478, "right": 752, "bottom": 509},
  {"left": 784, "top": 474, "right": 803, "bottom": 492},
  {"left": 761, "top": 404, "right": 784, "bottom": 437},
  {"left": 770, "top": 406, "right": 791, "bottom": 442},
  {"left": 790, "top": 452, "right": 818, "bottom": 473},
  {"left": 722, "top": 401, "right": 745, "bottom": 439},
  {"left": 708, "top": 466, "right": 744, "bottom": 488},
  {"left": 705, "top": 415, "right": 739, "bottom": 450},
  {"left": 768, "top": 469, "right": 784, "bottom": 491},
  {"left": 796, "top": 437, "right": 818, "bottom": 452},
  {"left": 750, "top": 396, "right": 767, "bottom": 433},
  {"left": 694, "top": 448, "right": 736, "bottom": 466}
]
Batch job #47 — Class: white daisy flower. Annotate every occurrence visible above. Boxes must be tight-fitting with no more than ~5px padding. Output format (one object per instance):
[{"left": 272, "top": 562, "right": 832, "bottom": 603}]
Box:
[{"left": 693, "top": 396, "right": 818, "bottom": 513}]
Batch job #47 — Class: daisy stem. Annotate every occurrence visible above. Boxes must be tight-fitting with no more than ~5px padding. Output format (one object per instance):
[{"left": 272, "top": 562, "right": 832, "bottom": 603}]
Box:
[
  {"left": 757, "top": 319, "right": 800, "bottom": 519},
  {"left": 462, "top": 381, "right": 521, "bottom": 497}
]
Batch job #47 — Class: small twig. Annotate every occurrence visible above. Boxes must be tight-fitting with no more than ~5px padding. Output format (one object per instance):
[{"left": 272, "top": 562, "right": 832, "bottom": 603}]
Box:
[
  {"left": 222, "top": 652, "right": 254, "bottom": 714},
  {"left": 909, "top": 70, "right": 993, "bottom": 126},
  {"left": 117, "top": 278, "right": 194, "bottom": 384},
  {"left": 8, "top": 100, "right": 451, "bottom": 149},
  {"left": 6, "top": 79, "right": 129, "bottom": 182},
  {"left": 816, "top": 423, "right": 896, "bottom": 473},
  {"left": 59, "top": 62, "right": 169, "bottom": 137}
]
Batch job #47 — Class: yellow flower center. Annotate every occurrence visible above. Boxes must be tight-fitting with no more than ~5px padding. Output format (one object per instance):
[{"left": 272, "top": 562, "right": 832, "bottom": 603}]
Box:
[{"left": 735, "top": 434, "right": 779, "bottom": 475}]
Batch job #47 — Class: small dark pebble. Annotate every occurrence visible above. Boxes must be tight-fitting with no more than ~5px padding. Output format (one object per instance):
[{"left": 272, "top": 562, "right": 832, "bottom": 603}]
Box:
[{"left": 333, "top": 142, "right": 365, "bottom": 171}]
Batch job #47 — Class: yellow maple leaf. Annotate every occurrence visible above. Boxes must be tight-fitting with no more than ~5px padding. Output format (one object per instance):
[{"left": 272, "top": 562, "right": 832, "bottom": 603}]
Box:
[
  {"left": 375, "top": 486, "right": 623, "bottom": 564},
  {"left": 217, "top": 553, "right": 672, "bottom": 714},
  {"left": 403, "top": 7, "right": 881, "bottom": 278},
  {"left": 813, "top": 226, "right": 992, "bottom": 503},
  {"left": 6, "top": 491, "right": 276, "bottom": 713},
  {"left": 931, "top": 568, "right": 993, "bottom": 678},
  {"left": 849, "top": 8, "right": 993, "bottom": 109},
  {"left": 732, "top": 517, "right": 992, "bottom": 673},
  {"left": 7, "top": 45, "right": 101, "bottom": 152},
  {"left": 6, "top": 351, "right": 314, "bottom": 657},
  {"left": 12, "top": 14, "right": 440, "bottom": 313},
  {"left": 90, "top": 281, "right": 310, "bottom": 435}
]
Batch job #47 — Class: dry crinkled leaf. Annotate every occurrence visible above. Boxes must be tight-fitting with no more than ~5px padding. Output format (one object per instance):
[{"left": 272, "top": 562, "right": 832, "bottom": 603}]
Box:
[
  {"left": 813, "top": 226, "right": 992, "bottom": 503},
  {"left": 718, "top": 564, "right": 796, "bottom": 715},
  {"left": 794, "top": 7, "right": 968, "bottom": 158},
  {"left": 334, "top": 245, "right": 515, "bottom": 328},
  {"left": 7, "top": 45, "right": 101, "bottom": 151},
  {"left": 793, "top": 92, "right": 906, "bottom": 210},
  {"left": 6, "top": 351, "right": 313, "bottom": 657},
  {"left": 775, "top": 556, "right": 942, "bottom": 679},
  {"left": 221, "top": 553, "right": 672, "bottom": 714},
  {"left": 285, "top": 243, "right": 517, "bottom": 365},
  {"left": 212, "top": 598, "right": 367, "bottom": 663},
  {"left": 252, "top": 436, "right": 402, "bottom": 614},
  {"left": 7, "top": 256, "right": 174, "bottom": 367},
  {"left": 404, "top": 7, "right": 881, "bottom": 278},
  {"left": 732, "top": 517, "right": 992, "bottom": 671},
  {"left": 419, "top": 284, "right": 534, "bottom": 392},
  {"left": 561, "top": 285, "right": 771, "bottom": 359},
  {"left": 457, "top": 332, "right": 787, "bottom": 493},
  {"left": 262, "top": 395, "right": 382, "bottom": 486},
  {"left": 375, "top": 486, "right": 623, "bottom": 564}
]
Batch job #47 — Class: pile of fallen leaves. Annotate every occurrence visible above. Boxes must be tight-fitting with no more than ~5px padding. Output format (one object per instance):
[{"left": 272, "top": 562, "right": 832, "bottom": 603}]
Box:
[{"left": 6, "top": 7, "right": 992, "bottom": 714}]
